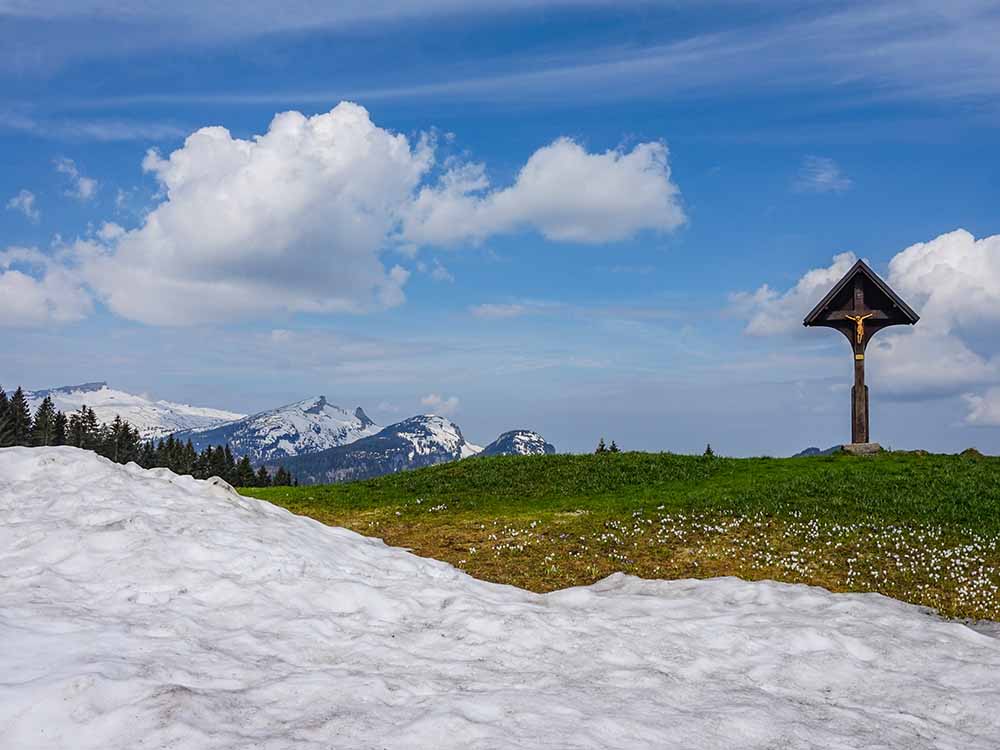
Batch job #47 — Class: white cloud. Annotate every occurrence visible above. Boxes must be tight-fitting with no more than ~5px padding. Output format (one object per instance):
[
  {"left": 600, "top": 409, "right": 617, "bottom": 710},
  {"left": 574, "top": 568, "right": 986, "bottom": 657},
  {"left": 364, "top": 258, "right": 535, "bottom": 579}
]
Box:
[
  {"left": 403, "top": 138, "right": 684, "bottom": 245},
  {"left": 5, "top": 189, "right": 39, "bottom": 222},
  {"left": 731, "top": 251, "right": 858, "bottom": 336},
  {"left": 887, "top": 229, "right": 1000, "bottom": 334},
  {"left": 54, "top": 157, "right": 98, "bottom": 201},
  {"left": 417, "top": 259, "right": 454, "bottom": 283},
  {"left": 794, "top": 156, "right": 851, "bottom": 193},
  {"left": 469, "top": 303, "right": 528, "bottom": 319},
  {"left": 964, "top": 387, "right": 1000, "bottom": 427},
  {"left": 734, "top": 229, "right": 1000, "bottom": 423},
  {"left": 421, "top": 393, "right": 460, "bottom": 415},
  {"left": 79, "top": 103, "right": 428, "bottom": 325},
  {"left": 868, "top": 329, "right": 1000, "bottom": 400},
  {"left": 0, "top": 246, "right": 93, "bottom": 327},
  {"left": 54, "top": 103, "right": 682, "bottom": 326}
]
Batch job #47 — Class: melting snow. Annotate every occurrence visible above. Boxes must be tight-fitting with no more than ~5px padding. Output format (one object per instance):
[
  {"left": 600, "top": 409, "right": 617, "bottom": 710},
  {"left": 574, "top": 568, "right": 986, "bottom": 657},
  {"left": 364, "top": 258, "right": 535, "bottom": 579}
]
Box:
[{"left": 2, "top": 447, "right": 999, "bottom": 749}]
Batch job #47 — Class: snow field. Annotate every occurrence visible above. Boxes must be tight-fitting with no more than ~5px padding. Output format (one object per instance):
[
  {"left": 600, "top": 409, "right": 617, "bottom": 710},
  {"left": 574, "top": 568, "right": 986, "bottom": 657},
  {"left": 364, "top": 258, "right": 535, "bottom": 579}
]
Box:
[{"left": 1, "top": 447, "right": 999, "bottom": 749}]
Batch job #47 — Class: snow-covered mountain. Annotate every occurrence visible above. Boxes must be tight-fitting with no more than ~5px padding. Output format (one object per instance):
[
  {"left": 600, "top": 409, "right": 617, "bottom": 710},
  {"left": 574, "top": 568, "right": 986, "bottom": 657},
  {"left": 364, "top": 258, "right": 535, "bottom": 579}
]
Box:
[
  {"left": 25, "top": 382, "right": 244, "bottom": 440},
  {"left": 275, "top": 414, "right": 482, "bottom": 484},
  {"left": 173, "top": 396, "right": 380, "bottom": 463},
  {"left": 481, "top": 429, "right": 556, "bottom": 456}
]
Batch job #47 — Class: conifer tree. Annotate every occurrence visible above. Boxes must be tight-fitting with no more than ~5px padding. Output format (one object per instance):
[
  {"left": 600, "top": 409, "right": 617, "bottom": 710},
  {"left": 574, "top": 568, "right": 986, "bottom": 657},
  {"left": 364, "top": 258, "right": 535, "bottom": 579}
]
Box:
[
  {"left": 595, "top": 438, "right": 607, "bottom": 454},
  {"left": 0, "top": 387, "right": 12, "bottom": 448},
  {"left": 139, "top": 440, "right": 156, "bottom": 469},
  {"left": 52, "top": 411, "right": 68, "bottom": 446},
  {"left": 235, "top": 455, "right": 256, "bottom": 487},
  {"left": 31, "top": 396, "right": 58, "bottom": 446},
  {"left": 8, "top": 388, "right": 33, "bottom": 446},
  {"left": 255, "top": 466, "right": 272, "bottom": 487},
  {"left": 609, "top": 440, "right": 620, "bottom": 453}
]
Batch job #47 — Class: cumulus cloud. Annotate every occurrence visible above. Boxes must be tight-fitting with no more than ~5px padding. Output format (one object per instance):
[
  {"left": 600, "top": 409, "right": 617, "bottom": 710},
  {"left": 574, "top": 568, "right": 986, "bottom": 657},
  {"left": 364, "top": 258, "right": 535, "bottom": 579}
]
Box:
[
  {"left": 731, "top": 252, "right": 858, "bottom": 336},
  {"left": 469, "top": 303, "right": 528, "bottom": 319},
  {"left": 41, "top": 103, "right": 683, "bottom": 326},
  {"left": 0, "top": 247, "right": 92, "bottom": 327},
  {"left": 6, "top": 189, "right": 40, "bottom": 222},
  {"left": 54, "top": 158, "right": 98, "bottom": 201},
  {"left": 867, "top": 329, "right": 1000, "bottom": 400},
  {"left": 887, "top": 229, "right": 1000, "bottom": 334},
  {"left": 794, "top": 156, "right": 851, "bottom": 193},
  {"left": 78, "top": 103, "right": 427, "bottom": 324},
  {"left": 421, "top": 393, "right": 460, "bottom": 415},
  {"left": 734, "top": 229, "right": 1000, "bottom": 423},
  {"left": 964, "top": 388, "right": 1000, "bottom": 427},
  {"left": 402, "top": 138, "right": 685, "bottom": 245}
]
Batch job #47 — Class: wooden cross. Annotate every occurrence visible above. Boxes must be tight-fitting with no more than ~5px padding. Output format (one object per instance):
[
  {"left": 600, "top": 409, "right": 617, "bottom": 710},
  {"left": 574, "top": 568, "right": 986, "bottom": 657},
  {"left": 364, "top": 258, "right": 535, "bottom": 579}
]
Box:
[{"left": 803, "top": 261, "right": 919, "bottom": 445}]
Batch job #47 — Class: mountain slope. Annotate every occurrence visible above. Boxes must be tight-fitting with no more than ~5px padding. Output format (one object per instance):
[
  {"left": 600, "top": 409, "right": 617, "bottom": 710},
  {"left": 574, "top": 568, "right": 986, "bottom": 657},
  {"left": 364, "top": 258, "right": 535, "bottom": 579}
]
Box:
[
  {"left": 275, "top": 414, "right": 481, "bottom": 484},
  {"left": 173, "top": 396, "right": 379, "bottom": 463},
  {"left": 25, "top": 382, "right": 244, "bottom": 440},
  {"left": 481, "top": 430, "right": 556, "bottom": 456}
]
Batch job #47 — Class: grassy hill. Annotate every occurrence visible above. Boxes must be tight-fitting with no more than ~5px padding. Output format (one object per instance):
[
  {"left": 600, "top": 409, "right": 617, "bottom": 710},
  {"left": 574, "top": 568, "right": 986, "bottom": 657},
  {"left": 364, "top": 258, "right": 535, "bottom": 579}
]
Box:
[{"left": 242, "top": 450, "right": 1000, "bottom": 620}]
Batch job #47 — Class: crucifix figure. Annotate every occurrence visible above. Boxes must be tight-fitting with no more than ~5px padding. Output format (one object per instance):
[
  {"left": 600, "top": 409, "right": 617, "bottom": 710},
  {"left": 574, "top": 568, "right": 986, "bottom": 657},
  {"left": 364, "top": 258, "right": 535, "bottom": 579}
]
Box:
[
  {"left": 845, "top": 312, "right": 873, "bottom": 344},
  {"left": 804, "top": 260, "right": 919, "bottom": 447}
]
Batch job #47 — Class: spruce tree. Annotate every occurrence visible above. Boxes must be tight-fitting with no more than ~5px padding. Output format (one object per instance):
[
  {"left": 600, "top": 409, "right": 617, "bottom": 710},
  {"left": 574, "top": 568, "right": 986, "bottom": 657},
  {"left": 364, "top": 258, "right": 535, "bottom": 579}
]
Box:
[
  {"left": 0, "top": 387, "right": 12, "bottom": 448},
  {"left": 8, "top": 388, "right": 32, "bottom": 446},
  {"left": 255, "top": 466, "right": 272, "bottom": 487},
  {"left": 595, "top": 438, "right": 607, "bottom": 454},
  {"left": 52, "top": 411, "right": 68, "bottom": 446},
  {"left": 609, "top": 440, "right": 620, "bottom": 453},
  {"left": 31, "top": 396, "right": 58, "bottom": 446},
  {"left": 235, "top": 455, "right": 256, "bottom": 487}
]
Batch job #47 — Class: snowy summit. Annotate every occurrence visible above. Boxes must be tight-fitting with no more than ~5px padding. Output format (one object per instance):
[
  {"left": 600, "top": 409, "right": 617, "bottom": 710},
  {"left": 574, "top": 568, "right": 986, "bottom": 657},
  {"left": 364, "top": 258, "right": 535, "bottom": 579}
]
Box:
[
  {"left": 25, "top": 382, "right": 244, "bottom": 440},
  {"left": 172, "top": 396, "right": 380, "bottom": 463},
  {"left": 480, "top": 429, "right": 556, "bottom": 456},
  {"left": 2, "top": 446, "right": 999, "bottom": 749},
  {"left": 275, "top": 414, "right": 482, "bottom": 484}
]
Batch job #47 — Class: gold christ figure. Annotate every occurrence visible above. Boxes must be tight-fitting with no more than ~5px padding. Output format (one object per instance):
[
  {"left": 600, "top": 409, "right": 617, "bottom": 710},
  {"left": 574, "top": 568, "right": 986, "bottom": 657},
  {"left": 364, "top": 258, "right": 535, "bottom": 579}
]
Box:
[{"left": 845, "top": 313, "right": 873, "bottom": 344}]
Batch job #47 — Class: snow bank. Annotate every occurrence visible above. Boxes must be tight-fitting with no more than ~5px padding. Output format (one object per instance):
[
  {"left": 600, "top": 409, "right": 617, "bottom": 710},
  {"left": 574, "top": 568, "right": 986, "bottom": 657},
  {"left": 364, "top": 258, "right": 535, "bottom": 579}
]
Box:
[{"left": 1, "top": 447, "right": 998, "bottom": 749}]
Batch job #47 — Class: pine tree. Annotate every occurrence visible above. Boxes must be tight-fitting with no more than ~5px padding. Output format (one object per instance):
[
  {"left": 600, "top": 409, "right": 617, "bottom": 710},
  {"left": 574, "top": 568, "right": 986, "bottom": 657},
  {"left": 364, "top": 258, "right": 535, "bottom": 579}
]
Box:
[
  {"left": 595, "top": 438, "right": 607, "bottom": 454},
  {"left": 8, "top": 388, "right": 32, "bottom": 446},
  {"left": 235, "top": 455, "right": 256, "bottom": 487},
  {"left": 703, "top": 443, "right": 715, "bottom": 458},
  {"left": 139, "top": 440, "right": 156, "bottom": 469},
  {"left": 255, "top": 466, "right": 272, "bottom": 487},
  {"left": 30, "top": 396, "right": 58, "bottom": 446},
  {"left": 52, "top": 411, "right": 68, "bottom": 446},
  {"left": 223, "top": 445, "right": 237, "bottom": 484},
  {"left": 609, "top": 440, "right": 620, "bottom": 453},
  {"left": 0, "top": 387, "right": 12, "bottom": 448}
]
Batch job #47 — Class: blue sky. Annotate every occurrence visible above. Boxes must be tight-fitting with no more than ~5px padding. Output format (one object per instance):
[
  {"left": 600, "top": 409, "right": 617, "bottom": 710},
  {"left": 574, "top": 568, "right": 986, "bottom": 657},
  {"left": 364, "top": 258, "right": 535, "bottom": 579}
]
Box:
[{"left": 3, "top": 1, "right": 1000, "bottom": 454}]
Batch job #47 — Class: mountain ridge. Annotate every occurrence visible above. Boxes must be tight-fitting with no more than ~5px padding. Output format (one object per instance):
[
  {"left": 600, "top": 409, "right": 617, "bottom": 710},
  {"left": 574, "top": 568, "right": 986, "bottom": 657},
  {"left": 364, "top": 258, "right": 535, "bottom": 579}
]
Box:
[
  {"left": 172, "top": 395, "right": 381, "bottom": 464},
  {"left": 25, "top": 382, "right": 244, "bottom": 440},
  {"left": 273, "top": 414, "right": 482, "bottom": 484}
]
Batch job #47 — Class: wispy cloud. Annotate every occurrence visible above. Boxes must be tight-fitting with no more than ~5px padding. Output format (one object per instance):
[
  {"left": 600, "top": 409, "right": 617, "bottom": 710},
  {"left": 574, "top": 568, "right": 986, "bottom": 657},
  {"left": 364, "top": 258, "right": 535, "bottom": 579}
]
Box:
[
  {"left": 6, "top": 189, "right": 40, "bottom": 222},
  {"left": 794, "top": 156, "right": 852, "bottom": 193},
  {"left": 45, "top": 2, "right": 1000, "bottom": 110},
  {"left": 469, "top": 303, "right": 527, "bottom": 319},
  {"left": 1, "top": 111, "right": 186, "bottom": 142},
  {"left": 420, "top": 392, "right": 460, "bottom": 415},
  {"left": 54, "top": 157, "right": 97, "bottom": 201}
]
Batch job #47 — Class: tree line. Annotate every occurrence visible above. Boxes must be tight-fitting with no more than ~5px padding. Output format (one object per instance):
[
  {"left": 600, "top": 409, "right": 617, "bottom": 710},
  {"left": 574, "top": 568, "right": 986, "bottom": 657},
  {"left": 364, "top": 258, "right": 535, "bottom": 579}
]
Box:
[{"left": 0, "top": 386, "right": 293, "bottom": 487}]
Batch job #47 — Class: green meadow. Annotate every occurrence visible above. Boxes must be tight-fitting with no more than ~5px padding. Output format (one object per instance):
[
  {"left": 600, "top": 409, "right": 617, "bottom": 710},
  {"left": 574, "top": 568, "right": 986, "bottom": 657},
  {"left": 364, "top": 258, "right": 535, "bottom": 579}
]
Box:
[{"left": 243, "top": 450, "right": 1000, "bottom": 620}]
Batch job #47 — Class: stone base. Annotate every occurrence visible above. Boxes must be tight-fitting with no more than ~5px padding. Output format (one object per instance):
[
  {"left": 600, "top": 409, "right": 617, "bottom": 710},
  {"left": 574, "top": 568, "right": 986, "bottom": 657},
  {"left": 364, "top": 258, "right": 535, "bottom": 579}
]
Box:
[{"left": 842, "top": 442, "right": 882, "bottom": 456}]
